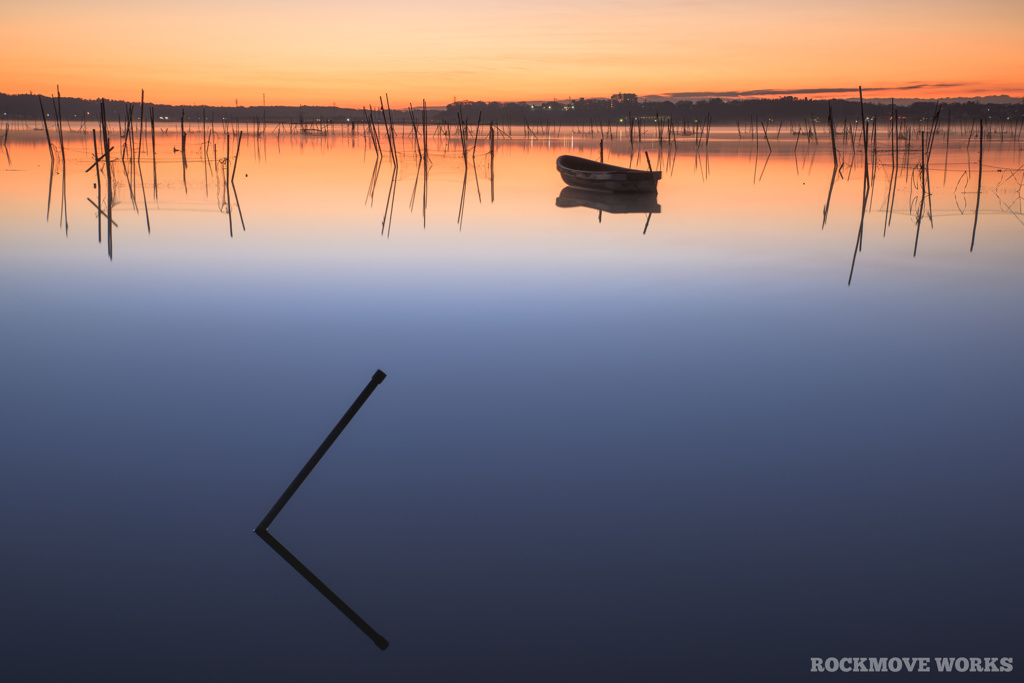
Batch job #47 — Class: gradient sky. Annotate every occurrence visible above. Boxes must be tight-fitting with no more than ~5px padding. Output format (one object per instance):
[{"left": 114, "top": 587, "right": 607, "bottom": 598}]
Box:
[{"left": 5, "top": 0, "right": 1022, "bottom": 107}]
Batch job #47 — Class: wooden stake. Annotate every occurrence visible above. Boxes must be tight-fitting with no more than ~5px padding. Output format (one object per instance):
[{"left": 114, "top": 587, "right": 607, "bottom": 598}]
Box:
[{"left": 38, "top": 95, "right": 54, "bottom": 161}]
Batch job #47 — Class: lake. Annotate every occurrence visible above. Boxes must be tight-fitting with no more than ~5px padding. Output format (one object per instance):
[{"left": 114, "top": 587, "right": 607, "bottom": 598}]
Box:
[{"left": 2, "top": 120, "right": 1021, "bottom": 681}]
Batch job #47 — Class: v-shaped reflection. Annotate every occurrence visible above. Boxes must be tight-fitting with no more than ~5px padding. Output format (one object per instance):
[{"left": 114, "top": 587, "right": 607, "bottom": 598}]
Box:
[{"left": 255, "top": 369, "right": 389, "bottom": 650}]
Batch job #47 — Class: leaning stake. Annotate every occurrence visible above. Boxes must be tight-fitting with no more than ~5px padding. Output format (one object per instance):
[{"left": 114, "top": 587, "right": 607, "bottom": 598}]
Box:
[{"left": 256, "top": 370, "right": 387, "bottom": 531}]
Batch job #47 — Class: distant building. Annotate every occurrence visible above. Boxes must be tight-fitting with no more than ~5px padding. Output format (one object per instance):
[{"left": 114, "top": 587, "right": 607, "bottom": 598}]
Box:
[{"left": 611, "top": 93, "right": 638, "bottom": 107}]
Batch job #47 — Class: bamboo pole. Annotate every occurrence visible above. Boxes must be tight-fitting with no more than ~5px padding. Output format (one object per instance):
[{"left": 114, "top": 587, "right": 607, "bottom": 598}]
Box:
[
  {"left": 971, "top": 119, "right": 983, "bottom": 252},
  {"left": 38, "top": 95, "right": 54, "bottom": 161},
  {"left": 54, "top": 89, "right": 66, "bottom": 166},
  {"left": 92, "top": 130, "right": 102, "bottom": 241},
  {"left": 828, "top": 102, "right": 838, "bottom": 166},
  {"left": 100, "top": 100, "right": 114, "bottom": 252}
]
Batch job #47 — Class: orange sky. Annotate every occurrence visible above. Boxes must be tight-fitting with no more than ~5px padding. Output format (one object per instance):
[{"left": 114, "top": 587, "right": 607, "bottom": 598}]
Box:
[{"left": 5, "top": 0, "right": 1022, "bottom": 107}]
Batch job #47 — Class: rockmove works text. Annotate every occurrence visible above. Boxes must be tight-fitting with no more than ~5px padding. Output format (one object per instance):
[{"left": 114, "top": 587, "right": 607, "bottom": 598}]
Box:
[{"left": 811, "top": 658, "right": 1013, "bottom": 673}]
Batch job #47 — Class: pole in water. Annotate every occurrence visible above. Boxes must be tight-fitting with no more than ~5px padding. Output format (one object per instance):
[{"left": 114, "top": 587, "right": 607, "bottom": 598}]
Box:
[
  {"left": 971, "top": 119, "right": 983, "bottom": 252},
  {"left": 257, "top": 369, "right": 386, "bottom": 531},
  {"left": 254, "top": 369, "right": 390, "bottom": 650}
]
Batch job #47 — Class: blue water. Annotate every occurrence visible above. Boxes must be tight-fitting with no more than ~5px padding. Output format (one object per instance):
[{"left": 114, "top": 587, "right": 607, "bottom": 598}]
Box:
[{"left": 1, "top": 130, "right": 1021, "bottom": 680}]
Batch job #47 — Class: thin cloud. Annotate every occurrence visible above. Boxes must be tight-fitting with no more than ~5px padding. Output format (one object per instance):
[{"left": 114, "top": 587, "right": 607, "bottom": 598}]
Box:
[{"left": 659, "top": 84, "right": 967, "bottom": 99}]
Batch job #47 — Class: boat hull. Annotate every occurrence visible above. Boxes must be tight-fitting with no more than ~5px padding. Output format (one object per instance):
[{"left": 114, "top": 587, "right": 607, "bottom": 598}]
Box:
[{"left": 556, "top": 155, "right": 661, "bottom": 193}]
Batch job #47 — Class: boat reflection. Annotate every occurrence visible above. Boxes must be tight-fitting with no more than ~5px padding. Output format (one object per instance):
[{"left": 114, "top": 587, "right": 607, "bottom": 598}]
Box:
[{"left": 555, "top": 186, "right": 660, "bottom": 214}]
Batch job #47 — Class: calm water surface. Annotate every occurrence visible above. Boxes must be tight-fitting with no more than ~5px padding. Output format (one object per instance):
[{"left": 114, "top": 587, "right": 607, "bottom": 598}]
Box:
[{"left": 1, "top": 124, "right": 1022, "bottom": 681}]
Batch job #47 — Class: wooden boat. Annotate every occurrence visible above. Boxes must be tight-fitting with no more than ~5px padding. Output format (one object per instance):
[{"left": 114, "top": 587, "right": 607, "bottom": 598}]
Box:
[
  {"left": 555, "top": 155, "right": 661, "bottom": 193},
  {"left": 555, "top": 187, "right": 660, "bottom": 214}
]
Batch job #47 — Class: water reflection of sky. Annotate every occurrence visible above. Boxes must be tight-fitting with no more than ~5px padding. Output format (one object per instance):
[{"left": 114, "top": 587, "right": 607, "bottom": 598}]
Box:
[{"left": 1, "top": 128, "right": 1021, "bottom": 681}]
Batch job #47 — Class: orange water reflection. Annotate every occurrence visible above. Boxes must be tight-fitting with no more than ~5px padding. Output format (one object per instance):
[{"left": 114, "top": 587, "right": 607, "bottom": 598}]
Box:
[{"left": 2, "top": 125, "right": 1022, "bottom": 282}]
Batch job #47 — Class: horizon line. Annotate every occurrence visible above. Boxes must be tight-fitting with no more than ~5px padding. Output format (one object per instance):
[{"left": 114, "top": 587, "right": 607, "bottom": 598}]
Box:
[{"left": 3, "top": 87, "right": 1022, "bottom": 111}]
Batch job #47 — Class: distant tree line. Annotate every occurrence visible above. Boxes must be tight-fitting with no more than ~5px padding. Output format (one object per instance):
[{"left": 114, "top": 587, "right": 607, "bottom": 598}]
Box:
[
  {"left": 3, "top": 92, "right": 1022, "bottom": 128},
  {"left": 0, "top": 93, "right": 365, "bottom": 127},
  {"left": 443, "top": 96, "right": 1024, "bottom": 127}
]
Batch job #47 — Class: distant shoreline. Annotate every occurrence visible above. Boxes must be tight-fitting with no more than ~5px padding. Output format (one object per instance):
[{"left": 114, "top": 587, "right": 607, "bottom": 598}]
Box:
[{"left": 3, "top": 92, "right": 1022, "bottom": 126}]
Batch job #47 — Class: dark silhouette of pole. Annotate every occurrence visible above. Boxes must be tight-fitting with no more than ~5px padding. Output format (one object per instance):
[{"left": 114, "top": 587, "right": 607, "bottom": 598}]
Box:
[
  {"left": 971, "top": 119, "right": 983, "bottom": 252},
  {"left": 257, "top": 369, "right": 386, "bottom": 532},
  {"left": 255, "top": 528, "right": 390, "bottom": 650},
  {"left": 255, "top": 369, "right": 389, "bottom": 650}
]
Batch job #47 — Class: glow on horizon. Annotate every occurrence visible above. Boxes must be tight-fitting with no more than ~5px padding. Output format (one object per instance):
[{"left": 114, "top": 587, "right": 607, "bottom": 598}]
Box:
[{"left": 5, "top": 0, "right": 1022, "bottom": 107}]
